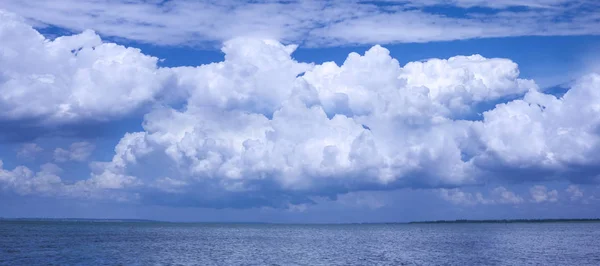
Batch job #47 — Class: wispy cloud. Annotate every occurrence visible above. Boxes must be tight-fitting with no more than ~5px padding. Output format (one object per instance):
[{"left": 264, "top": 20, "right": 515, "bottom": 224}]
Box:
[
  {"left": 16, "top": 143, "right": 43, "bottom": 160},
  {"left": 54, "top": 142, "right": 96, "bottom": 163},
  {"left": 0, "top": 1, "right": 598, "bottom": 47}
]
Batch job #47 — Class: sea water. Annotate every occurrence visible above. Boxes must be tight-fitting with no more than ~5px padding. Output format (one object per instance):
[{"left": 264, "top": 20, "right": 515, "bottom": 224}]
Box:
[{"left": 1, "top": 221, "right": 599, "bottom": 265}]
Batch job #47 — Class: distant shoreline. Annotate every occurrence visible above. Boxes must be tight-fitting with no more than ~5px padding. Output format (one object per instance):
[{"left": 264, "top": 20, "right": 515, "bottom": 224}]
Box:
[
  {"left": 2, "top": 217, "right": 600, "bottom": 224},
  {"left": 408, "top": 219, "right": 600, "bottom": 224},
  {"left": 0, "top": 218, "right": 160, "bottom": 223}
]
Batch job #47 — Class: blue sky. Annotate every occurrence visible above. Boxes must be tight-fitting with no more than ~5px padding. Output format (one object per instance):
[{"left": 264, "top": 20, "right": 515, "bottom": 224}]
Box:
[{"left": 1, "top": 0, "right": 600, "bottom": 222}]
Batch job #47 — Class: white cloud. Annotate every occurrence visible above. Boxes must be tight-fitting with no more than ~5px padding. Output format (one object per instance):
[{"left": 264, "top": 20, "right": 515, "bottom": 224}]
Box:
[
  {"left": 0, "top": 161, "right": 63, "bottom": 195},
  {"left": 491, "top": 186, "right": 524, "bottom": 204},
  {"left": 89, "top": 38, "right": 539, "bottom": 203},
  {"left": 397, "top": 55, "right": 535, "bottom": 115},
  {"left": 53, "top": 142, "right": 96, "bottom": 162},
  {"left": 566, "top": 185, "right": 584, "bottom": 201},
  {"left": 0, "top": 1, "right": 598, "bottom": 47},
  {"left": 438, "top": 188, "right": 489, "bottom": 205},
  {"left": 87, "top": 132, "right": 150, "bottom": 190},
  {"left": 438, "top": 186, "right": 523, "bottom": 205},
  {"left": 472, "top": 73, "right": 600, "bottom": 180},
  {"left": 0, "top": 10, "right": 171, "bottom": 124},
  {"left": 0, "top": 160, "right": 137, "bottom": 202},
  {"left": 529, "top": 185, "right": 559, "bottom": 203},
  {"left": 406, "top": 0, "right": 574, "bottom": 8},
  {"left": 75, "top": 35, "right": 600, "bottom": 208},
  {"left": 3, "top": 13, "right": 600, "bottom": 208},
  {"left": 16, "top": 143, "right": 43, "bottom": 159}
]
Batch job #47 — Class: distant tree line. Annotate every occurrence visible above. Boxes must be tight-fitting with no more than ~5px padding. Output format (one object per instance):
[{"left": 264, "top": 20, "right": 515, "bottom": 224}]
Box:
[
  {"left": 0, "top": 218, "right": 158, "bottom": 223},
  {"left": 409, "top": 218, "right": 600, "bottom": 224}
]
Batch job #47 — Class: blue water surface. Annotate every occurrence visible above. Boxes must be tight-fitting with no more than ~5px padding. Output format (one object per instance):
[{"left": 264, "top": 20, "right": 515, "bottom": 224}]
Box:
[{"left": 1, "top": 221, "right": 599, "bottom": 265}]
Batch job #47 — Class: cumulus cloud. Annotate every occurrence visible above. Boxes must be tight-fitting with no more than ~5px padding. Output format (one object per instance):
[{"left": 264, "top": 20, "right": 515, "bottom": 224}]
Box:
[
  {"left": 0, "top": 161, "right": 63, "bottom": 195},
  {"left": 0, "top": 1, "right": 598, "bottom": 46},
  {"left": 0, "top": 160, "right": 136, "bottom": 202},
  {"left": 529, "top": 185, "right": 559, "bottom": 203},
  {"left": 16, "top": 143, "right": 43, "bottom": 159},
  {"left": 438, "top": 186, "right": 523, "bottom": 206},
  {"left": 566, "top": 185, "right": 584, "bottom": 201},
  {"left": 472, "top": 74, "right": 600, "bottom": 184},
  {"left": 81, "top": 37, "right": 556, "bottom": 208},
  {"left": 47, "top": 34, "right": 600, "bottom": 208},
  {"left": 88, "top": 132, "right": 149, "bottom": 190},
  {"left": 83, "top": 38, "right": 542, "bottom": 207},
  {"left": 3, "top": 12, "right": 600, "bottom": 209},
  {"left": 54, "top": 142, "right": 96, "bottom": 162},
  {"left": 438, "top": 188, "right": 488, "bottom": 206},
  {"left": 491, "top": 186, "right": 525, "bottom": 204},
  {"left": 0, "top": 10, "right": 171, "bottom": 124}
]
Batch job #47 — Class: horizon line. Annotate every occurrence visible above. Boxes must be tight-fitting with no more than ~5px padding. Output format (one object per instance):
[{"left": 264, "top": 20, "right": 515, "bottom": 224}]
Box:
[{"left": 2, "top": 217, "right": 600, "bottom": 225}]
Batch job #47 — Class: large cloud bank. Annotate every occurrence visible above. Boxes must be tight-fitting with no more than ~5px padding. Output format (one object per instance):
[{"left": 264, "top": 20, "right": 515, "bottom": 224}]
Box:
[
  {"left": 0, "top": 10, "right": 169, "bottom": 123},
  {"left": 1, "top": 10, "right": 600, "bottom": 208}
]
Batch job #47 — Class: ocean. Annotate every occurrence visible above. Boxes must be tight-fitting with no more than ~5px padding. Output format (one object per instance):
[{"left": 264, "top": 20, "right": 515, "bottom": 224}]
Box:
[{"left": 1, "top": 221, "right": 599, "bottom": 265}]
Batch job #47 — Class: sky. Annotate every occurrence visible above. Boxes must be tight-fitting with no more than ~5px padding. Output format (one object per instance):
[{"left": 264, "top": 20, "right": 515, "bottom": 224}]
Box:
[{"left": 1, "top": 0, "right": 600, "bottom": 223}]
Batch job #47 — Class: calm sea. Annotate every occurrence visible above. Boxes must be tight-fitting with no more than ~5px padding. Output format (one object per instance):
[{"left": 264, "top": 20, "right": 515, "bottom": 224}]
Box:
[{"left": 1, "top": 221, "right": 599, "bottom": 265}]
